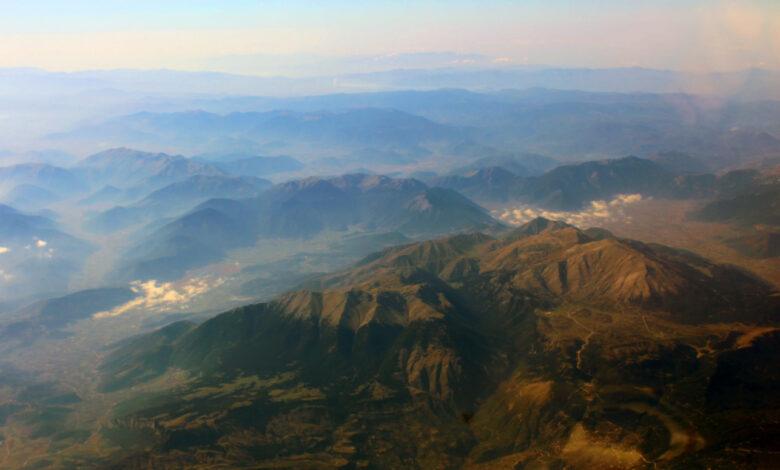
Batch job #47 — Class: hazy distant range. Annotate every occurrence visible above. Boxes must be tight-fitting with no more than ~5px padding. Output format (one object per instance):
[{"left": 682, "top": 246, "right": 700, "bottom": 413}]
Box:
[
  {"left": 0, "top": 64, "right": 778, "bottom": 151},
  {"left": 3, "top": 65, "right": 779, "bottom": 98}
]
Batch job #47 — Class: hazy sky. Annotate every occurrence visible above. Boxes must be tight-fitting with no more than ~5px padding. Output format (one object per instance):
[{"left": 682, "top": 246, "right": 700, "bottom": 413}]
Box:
[{"left": 0, "top": 0, "right": 778, "bottom": 75}]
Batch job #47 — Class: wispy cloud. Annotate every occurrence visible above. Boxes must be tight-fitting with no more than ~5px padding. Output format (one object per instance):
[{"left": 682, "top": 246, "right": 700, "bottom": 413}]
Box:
[{"left": 497, "top": 194, "right": 644, "bottom": 228}]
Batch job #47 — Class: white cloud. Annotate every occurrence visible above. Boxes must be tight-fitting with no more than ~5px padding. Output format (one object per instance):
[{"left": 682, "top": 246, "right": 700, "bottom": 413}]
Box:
[
  {"left": 497, "top": 194, "right": 645, "bottom": 228},
  {"left": 36, "top": 239, "right": 47, "bottom": 247},
  {"left": 0, "top": 269, "right": 13, "bottom": 281},
  {"left": 0, "top": 246, "right": 8, "bottom": 254},
  {"left": 94, "top": 277, "right": 224, "bottom": 319}
]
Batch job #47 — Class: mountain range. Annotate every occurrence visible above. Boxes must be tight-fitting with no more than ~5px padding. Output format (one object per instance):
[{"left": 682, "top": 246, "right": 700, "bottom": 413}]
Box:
[
  {"left": 50, "top": 109, "right": 460, "bottom": 161},
  {"left": 43, "top": 88, "right": 780, "bottom": 171},
  {"left": 4, "top": 65, "right": 780, "bottom": 98},
  {"left": 0, "top": 63, "right": 778, "bottom": 470},
  {"left": 115, "top": 173, "right": 503, "bottom": 282},
  {"left": 73, "top": 147, "right": 226, "bottom": 189},
  {"left": 87, "top": 218, "right": 779, "bottom": 468},
  {"left": 434, "top": 155, "right": 773, "bottom": 211}
]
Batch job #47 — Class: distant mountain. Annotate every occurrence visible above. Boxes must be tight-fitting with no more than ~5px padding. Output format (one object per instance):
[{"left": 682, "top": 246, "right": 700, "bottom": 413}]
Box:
[
  {"left": 53, "top": 109, "right": 463, "bottom": 159},
  {"left": 96, "top": 218, "right": 778, "bottom": 468},
  {"left": 342, "top": 146, "right": 429, "bottom": 166},
  {"left": 73, "top": 148, "right": 225, "bottom": 188},
  {"left": 517, "top": 156, "right": 674, "bottom": 210},
  {"left": 667, "top": 168, "right": 762, "bottom": 200},
  {"left": 0, "top": 205, "right": 94, "bottom": 300},
  {"left": 432, "top": 166, "right": 521, "bottom": 203},
  {"left": 142, "top": 175, "right": 272, "bottom": 207},
  {"left": 434, "top": 156, "right": 675, "bottom": 209},
  {"left": 647, "top": 150, "right": 709, "bottom": 174},
  {"left": 692, "top": 183, "right": 780, "bottom": 226},
  {"left": 83, "top": 175, "right": 272, "bottom": 234},
  {"left": 506, "top": 216, "right": 573, "bottom": 236},
  {"left": 198, "top": 154, "right": 304, "bottom": 176},
  {"left": 389, "top": 187, "right": 497, "bottom": 235},
  {"left": 711, "top": 130, "right": 780, "bottom": 168},
  {"left": 117, "top": 203, "right": 258, "bottom": 282},
  {"left": 0, "top": 287, "right": 138, "bottom": 343},
  {"left": 76, "top": 185, "right": 124, "bottom": 206},
  {"left": 40, "top": 87, "right": 780, "bottom": 171},
  {"left": 725, "top": 231, "right": 780, "bottom": 259},
  {"left": 434, "top": 155, "right": 773, "bottom": 211},
  {"left": 115, "top": 174, "right": 502, "bottom": 281},
  {"left": 6, "top": 66, "right": 780, "bottom": 99},
  {"left": 447, "top": 152, "right": 559, "bottom": 177},
  {"left": 2, "top": 184, "right": 60, "bottom": 209},
  {"left": 267, "top": 88, "right": 780, "bottom": 168},
  {"left": 0, "top": 204, "right": 81, "bottom": 249},
  {"left": 257, "top": 174, "right": 499, "bottom": 238},
  {"left": 0, "top": 163, "right": 84, "bottom": 195},
  {"left": 0, "top": 149, "right": 77, "bottom": 167}
]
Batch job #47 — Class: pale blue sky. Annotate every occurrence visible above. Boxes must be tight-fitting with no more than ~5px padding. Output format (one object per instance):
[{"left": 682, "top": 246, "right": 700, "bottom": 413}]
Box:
[{"left": 0, "top": 0, "right": 777, "bottom": 73}]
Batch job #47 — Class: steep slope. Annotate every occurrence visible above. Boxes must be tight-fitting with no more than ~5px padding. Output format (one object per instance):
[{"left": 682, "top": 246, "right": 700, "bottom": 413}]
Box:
[{"left": 89, "top": 218, "right": 779, "bottom": 469}]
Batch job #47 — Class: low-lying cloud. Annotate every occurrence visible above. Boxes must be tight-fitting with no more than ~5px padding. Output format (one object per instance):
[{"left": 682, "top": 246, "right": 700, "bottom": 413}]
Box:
[
  {"left": 94, "top": 277, "right": 224, "bottom": 319},
  {"left": 497, "top": 194, "right": 645, "bottom": 227}
]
